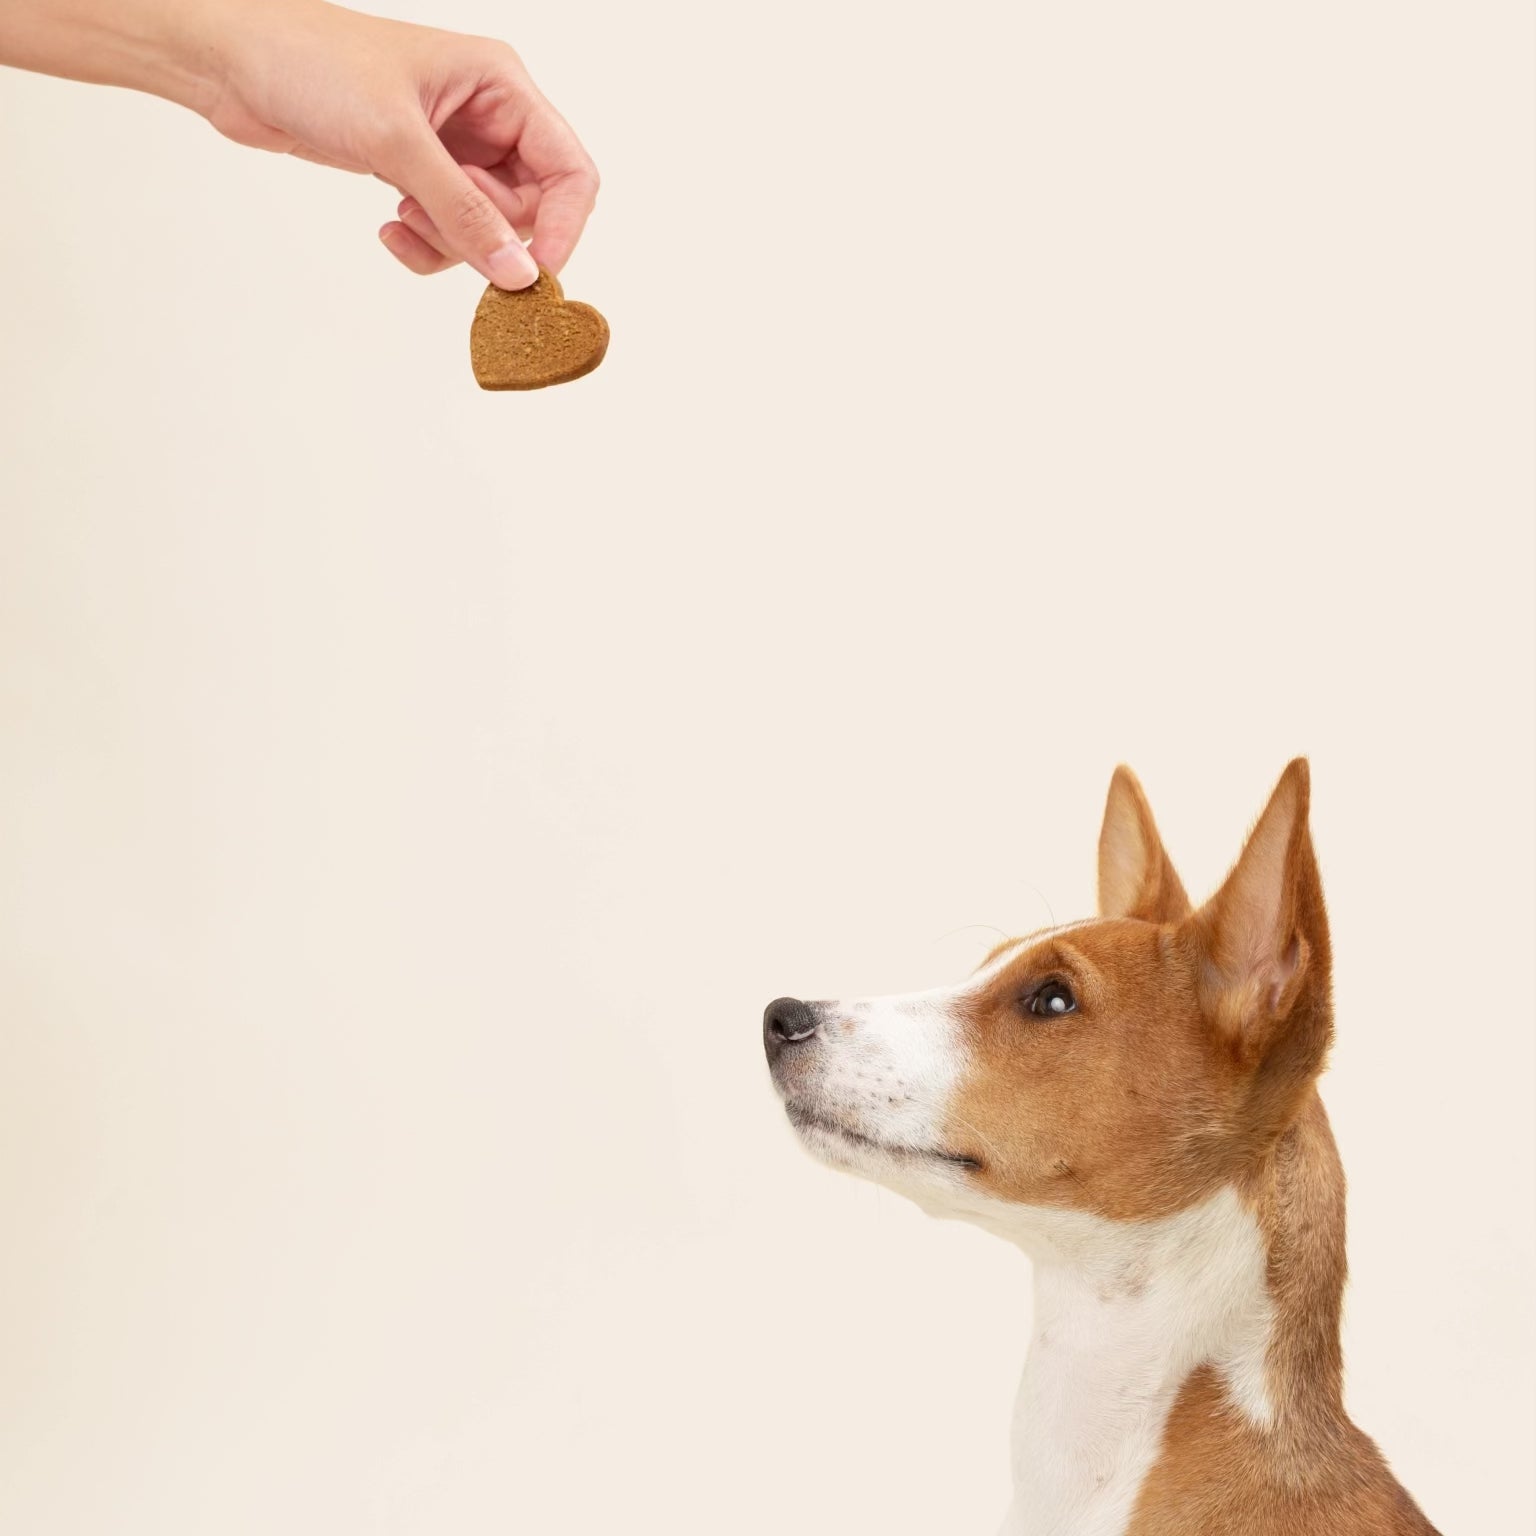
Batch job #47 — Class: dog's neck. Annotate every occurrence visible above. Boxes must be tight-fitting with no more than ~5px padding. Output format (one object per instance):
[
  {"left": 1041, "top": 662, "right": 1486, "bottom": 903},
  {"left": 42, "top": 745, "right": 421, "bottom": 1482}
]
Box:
[{"left": 978, "top": 1097, "right": 1348, "bottom": 1536}]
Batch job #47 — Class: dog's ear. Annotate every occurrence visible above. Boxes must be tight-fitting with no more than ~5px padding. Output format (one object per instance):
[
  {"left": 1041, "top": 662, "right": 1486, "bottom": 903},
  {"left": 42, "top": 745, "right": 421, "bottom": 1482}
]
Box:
[
  {"left": 1097, "top": 767, "right": 1192, "bottom": 923},
  {"left": 1188, "top": 759, "right": 1332, "bottom": 1064}
]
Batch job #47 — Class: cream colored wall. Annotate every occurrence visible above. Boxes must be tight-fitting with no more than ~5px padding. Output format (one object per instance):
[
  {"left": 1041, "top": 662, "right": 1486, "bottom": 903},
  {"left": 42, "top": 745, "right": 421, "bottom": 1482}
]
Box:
[{"left": 1, "top": 2, "right": 1531, "bottom": 1532}]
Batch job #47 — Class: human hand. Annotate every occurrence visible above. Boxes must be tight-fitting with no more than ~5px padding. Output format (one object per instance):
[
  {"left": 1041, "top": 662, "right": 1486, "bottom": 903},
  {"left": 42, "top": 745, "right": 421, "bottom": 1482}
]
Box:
[
  {"left": 201, "top": 1, "right": 597, "bottom": 289},
  {"left": 0, "top": 0, "right": 597, "bottom": 289}
]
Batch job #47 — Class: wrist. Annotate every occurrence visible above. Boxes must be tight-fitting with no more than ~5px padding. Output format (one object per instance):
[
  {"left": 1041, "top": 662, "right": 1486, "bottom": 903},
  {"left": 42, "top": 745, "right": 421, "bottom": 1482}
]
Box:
[
  {"left": 113, "top": 1, "right": 227, "bottom": 116},
  {"left": 151, "top": 0, "right": 333, "bottom": 119}
]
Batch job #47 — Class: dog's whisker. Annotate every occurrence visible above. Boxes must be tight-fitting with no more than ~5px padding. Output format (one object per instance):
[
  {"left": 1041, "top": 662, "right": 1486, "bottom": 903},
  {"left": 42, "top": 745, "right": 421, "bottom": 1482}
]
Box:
[
  {"left": 950, "top": 1110, "right": 1007, "bottom": 1170},
  {"left": 936, "top": 922, "right": 1012, "bottom": 946},
  {"left": 1023, "top": 881, "right": 1057, "bottom": 930}
]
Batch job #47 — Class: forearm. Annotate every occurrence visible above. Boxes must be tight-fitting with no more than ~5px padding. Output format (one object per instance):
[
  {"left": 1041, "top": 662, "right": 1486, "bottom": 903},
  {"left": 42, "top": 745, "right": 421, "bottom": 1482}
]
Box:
[{"left": 0, "top": 0, "right": 317, "bottom": 116}]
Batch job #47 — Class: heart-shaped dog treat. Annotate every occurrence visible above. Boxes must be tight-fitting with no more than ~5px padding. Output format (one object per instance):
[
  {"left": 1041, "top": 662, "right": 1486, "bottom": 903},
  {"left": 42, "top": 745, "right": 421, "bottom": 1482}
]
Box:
[{"left": 470, "top": 269, "right": 608, "bottom": 390}]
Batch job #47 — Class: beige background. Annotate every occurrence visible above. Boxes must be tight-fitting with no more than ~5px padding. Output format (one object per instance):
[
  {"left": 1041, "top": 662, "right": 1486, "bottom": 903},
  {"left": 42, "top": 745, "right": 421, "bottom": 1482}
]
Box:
[{"left": 1, "top": 2, "right": 1532, "bottom": 1532}]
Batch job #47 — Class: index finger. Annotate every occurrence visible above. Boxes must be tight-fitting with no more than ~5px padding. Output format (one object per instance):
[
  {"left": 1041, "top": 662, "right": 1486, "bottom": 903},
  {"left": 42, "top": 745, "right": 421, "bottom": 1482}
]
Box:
[
  {"left": 529, "top": 166, "right": 600, "bottom": 274},
  {"left": 515, "top": 103, "right": 600, "bottom": 274}
]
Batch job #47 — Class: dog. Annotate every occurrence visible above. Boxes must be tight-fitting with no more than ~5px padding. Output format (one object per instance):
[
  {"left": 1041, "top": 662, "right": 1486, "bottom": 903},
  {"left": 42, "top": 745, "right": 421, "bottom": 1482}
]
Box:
[{"left": 763, "top": 761, "right": 1440, "bottom": 1535}]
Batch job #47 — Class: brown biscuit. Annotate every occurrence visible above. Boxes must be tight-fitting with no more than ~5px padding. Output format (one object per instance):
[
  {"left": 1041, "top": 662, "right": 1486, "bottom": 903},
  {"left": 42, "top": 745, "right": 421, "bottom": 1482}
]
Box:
[{"left": 469, "top": 269, "right": 609, "bottom": 390}]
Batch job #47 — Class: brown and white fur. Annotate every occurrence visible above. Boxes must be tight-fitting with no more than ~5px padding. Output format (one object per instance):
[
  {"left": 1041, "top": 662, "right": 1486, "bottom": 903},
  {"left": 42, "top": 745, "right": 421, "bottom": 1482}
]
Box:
[{"left": 762, "top": 761, "right": 1440, "bottom": 1536}]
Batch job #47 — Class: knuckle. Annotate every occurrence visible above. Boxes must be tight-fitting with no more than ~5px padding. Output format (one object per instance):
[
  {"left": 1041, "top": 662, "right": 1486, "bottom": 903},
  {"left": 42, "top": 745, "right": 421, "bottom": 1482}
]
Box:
[
  {"left": 450, "top": 185, "right": 502, "bottom": 242},
  {"left": 491, "top": 39, "right": 526, "bottom": 74},
  {"left": 466, "top": 37, "right": 530, "bottom": 92}
]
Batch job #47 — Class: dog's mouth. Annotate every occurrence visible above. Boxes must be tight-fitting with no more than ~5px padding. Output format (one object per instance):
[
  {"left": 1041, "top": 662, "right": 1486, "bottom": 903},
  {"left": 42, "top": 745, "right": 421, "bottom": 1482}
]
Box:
[{"left": 784, "top": 1102, "right": 982, "bottom": 1172}]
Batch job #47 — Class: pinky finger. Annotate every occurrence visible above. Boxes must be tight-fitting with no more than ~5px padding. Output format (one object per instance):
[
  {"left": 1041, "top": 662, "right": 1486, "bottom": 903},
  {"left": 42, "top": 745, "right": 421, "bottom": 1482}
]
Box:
[
  {"left": 378, "top": 222, "right": 455, "bottom": 275},
  {"left": 397, "top": 198, "right": 458, "bottom": 264}
]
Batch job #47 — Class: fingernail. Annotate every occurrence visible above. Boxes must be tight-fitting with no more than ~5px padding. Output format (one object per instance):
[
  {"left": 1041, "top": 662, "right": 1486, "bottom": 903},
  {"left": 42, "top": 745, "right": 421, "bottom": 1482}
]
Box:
[{"left": 487, "top": 240, "right": 539, "bottom": 290}]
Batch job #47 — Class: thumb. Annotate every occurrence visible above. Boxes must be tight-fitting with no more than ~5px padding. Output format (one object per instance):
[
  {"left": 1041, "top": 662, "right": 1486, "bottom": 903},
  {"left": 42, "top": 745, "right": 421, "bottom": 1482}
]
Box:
[{"left": 380, "top": 121, "right": 539, "bottom": 290}]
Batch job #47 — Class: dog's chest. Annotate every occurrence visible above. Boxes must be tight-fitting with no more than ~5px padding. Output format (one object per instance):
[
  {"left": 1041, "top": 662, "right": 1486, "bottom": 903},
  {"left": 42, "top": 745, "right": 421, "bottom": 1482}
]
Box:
[
  {"left": 993, "top": 1189, "right": 1276, "bottom": 1536},
  {"left": 998, "top": 1300, "right": 1188, "bottom": 1536}
]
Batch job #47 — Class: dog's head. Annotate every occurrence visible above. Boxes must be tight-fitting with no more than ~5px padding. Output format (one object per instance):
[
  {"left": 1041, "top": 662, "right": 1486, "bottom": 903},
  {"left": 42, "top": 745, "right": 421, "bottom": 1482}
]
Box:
[{"left": 763, "top": 761, "right": 1333, "bottom": 1231}]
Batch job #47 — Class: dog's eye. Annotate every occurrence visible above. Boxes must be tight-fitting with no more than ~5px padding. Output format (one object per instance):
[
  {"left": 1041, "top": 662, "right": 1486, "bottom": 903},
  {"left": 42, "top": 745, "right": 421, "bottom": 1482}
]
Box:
[{"left": 1028, "top": 982, "right": 1077, "bottom": 1019}]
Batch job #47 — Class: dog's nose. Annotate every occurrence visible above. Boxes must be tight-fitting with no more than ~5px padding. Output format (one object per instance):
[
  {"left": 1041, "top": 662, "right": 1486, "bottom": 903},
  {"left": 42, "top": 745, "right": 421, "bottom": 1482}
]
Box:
[{"left": 763, "top": 996, "right": 820, "bottom": 1062}]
